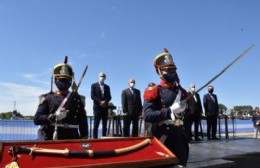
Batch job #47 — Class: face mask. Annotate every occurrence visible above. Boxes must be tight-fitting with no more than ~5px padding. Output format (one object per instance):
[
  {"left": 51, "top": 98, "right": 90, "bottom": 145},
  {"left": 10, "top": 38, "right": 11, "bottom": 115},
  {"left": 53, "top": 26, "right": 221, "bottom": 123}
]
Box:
[
  {"left": 99, "top": 77, "right": 105, "bottom": 84},
  {"left": 208, "top": 89, "right": 214, "bottom": 94},
  {"left": 162, "top": 73, "right": 175, "bottom": 83},
  {"left": 56, "top": 78, "right": 71, "bottom": 91},
  {"left": 129, "top": 82, "right": 135, "bottom": 88}
]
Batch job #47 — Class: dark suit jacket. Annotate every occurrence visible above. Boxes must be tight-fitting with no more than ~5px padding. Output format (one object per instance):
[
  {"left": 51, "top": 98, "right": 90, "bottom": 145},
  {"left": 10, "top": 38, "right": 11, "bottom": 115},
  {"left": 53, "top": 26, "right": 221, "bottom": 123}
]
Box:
[
  {"left": 91, "top": 82, "right": 112, "bottom": 112},
  {"left": 121, "top": 88, "right": 142, "bottom": 117},
  {"left": 203, "top": 93, "right": 219, "bottom": 116},
  {"left": 187, "top": 92, "right": 203, "bottom": 115}
]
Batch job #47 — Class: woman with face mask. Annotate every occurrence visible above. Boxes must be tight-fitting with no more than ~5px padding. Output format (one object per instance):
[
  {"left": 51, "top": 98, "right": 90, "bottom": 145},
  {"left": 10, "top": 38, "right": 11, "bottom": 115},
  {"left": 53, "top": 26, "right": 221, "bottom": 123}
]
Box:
[{"left": 252, "top": 107, "right": 260, "bottom": 139}]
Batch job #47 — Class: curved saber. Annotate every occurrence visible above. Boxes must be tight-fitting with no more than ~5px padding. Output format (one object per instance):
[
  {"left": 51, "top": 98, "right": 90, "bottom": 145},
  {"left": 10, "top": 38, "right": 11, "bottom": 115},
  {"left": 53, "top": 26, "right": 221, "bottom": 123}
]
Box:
[
  {"left": 9, "top": 139, "right": 151, "bottom": 158},
  {"left": 184, "top": 45, "right": 255, "bottom": 102}
]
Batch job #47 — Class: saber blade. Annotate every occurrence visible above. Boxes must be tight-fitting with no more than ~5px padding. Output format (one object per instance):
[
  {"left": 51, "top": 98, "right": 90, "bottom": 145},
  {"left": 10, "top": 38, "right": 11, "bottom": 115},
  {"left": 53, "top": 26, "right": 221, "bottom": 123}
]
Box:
[
  {"left": 76, "top": 65, "right": 88, "bottom": 92},
  {"left": 184, "top": 45, "right": 255, "bottom": 102}
]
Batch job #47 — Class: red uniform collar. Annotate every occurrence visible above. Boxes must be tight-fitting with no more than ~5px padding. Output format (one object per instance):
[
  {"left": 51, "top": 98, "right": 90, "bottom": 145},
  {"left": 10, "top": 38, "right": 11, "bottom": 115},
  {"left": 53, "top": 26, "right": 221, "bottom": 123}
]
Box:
[{"left": 159, "top": 80, "right": 175, "bottom": 89}]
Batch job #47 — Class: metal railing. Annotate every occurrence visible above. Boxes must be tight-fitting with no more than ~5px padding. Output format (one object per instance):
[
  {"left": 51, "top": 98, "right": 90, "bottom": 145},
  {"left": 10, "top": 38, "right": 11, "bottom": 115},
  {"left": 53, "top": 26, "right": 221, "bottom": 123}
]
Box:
[
  {"left": 0, "top": 116, "right": 253, "bottom": 141},
  {"left": 0, "top": 116, "right": 146, "bottom": 141}
]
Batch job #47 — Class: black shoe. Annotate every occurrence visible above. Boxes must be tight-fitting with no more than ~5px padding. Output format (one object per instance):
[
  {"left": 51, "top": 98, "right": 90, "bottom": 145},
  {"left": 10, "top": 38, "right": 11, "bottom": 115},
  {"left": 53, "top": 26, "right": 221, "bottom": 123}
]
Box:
[
  {"left": 195, "top": 138, "right": 203, "bottom": 141},
  {"left": 212, "top": 137, "right": 220, "bottom": 140}
]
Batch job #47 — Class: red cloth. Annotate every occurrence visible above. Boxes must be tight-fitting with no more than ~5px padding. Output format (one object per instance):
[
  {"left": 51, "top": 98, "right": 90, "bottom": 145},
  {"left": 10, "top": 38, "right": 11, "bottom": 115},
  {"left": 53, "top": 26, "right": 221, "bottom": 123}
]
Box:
[{"left": 0, "top": 137, "right": 178, "bottom": 168}]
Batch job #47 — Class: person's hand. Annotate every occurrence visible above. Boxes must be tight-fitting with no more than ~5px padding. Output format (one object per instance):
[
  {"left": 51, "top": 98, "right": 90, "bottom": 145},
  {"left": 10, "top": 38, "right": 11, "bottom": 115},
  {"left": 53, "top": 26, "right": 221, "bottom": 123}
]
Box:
[
  {"left": 100, "top": 101, "right": 107, "bottom": 108},
  {"left": 170, "top": 101, "right": 187, "bottom": 119},
  {"left": 55, "top": 108, "right": 69, "bottom": 121}
]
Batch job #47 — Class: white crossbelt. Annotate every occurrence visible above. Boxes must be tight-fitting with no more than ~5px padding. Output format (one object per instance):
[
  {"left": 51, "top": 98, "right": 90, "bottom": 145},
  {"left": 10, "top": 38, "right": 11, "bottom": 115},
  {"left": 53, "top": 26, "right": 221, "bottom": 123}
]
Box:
[{"left": 51, "top": 123, "right": 79, "bottom": 129}]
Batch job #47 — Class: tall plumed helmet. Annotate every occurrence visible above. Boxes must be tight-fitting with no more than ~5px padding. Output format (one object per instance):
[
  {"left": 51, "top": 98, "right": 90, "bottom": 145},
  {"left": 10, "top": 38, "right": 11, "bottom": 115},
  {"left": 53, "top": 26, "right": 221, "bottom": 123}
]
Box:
[
  {"left": 153, "top": 48, "right": 177, "bottom": 74},
  {"left": 53, "top": 56, "right": 74, "bottom": 79}
]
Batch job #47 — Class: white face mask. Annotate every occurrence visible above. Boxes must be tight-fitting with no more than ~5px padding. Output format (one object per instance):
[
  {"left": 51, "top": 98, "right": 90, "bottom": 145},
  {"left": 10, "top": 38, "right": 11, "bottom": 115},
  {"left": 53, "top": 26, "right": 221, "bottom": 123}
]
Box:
[
  {"left": 99, "top": 77, "right": 105, "bottom": 84},
  {"left": 129, "top": 82, "right": 135, "bottom": 88},
  {"left": 190, "top": 87, "right": 195, "bottom": 93}
]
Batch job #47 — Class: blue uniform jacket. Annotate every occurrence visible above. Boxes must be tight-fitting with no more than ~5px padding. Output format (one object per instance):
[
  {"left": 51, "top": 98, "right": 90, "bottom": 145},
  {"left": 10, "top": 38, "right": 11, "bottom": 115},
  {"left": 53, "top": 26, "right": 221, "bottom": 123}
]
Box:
[{"left": 34, "top": 91, "right": 88, "bottom": 140}]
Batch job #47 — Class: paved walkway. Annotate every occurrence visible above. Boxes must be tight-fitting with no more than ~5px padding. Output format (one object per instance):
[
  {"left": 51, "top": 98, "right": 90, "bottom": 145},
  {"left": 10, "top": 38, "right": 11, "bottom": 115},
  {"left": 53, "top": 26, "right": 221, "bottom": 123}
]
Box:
[{"left": 186, "top": 135, "right": 260, "bottom": 168}]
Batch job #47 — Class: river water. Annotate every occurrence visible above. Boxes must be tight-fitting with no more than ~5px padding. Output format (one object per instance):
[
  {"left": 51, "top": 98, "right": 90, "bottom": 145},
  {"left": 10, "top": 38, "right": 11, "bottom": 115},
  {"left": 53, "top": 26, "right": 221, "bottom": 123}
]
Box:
[{"left": 0, "top": 118, "right": 254, "bottom": 141}]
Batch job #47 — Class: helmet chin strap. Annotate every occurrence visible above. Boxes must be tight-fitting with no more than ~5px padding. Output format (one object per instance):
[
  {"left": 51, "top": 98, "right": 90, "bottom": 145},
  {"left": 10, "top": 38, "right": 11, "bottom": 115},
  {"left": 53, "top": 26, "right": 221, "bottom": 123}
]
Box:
[{"left": 158, "top": 68, "right": 164, "bottom": 80}]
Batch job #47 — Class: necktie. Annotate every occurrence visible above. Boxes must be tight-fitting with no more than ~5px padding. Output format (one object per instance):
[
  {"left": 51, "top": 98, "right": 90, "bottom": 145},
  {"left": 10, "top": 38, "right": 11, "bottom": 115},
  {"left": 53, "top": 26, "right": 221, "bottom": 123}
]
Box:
[
  {"left": 209, "top": 94, "right": 215, "bottom": 102},
  {"left": 100, "top": 85, "right": 104, "bottom": 97},
  {"left": 193, "top": 94, "right": 197, "bottom": 102},
  {"left": 130, "top": 88, "right": 134, "bottom": 94}
]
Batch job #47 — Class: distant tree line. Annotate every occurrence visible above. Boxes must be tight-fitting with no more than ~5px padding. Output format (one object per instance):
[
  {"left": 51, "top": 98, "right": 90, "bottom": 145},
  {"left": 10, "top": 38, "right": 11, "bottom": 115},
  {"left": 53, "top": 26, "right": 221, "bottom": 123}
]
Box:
[
  {"left": 0, "top": 111, "right": 14, "bottom": 119},
  {"left": 0, "top": 102, "right": 118, "bottom": 120},
  {"left": 0, "top": 111, "right": 34, "bottom": 120},
  {"left": 0, "top": 111, "right": 24, "bottom": 119},
  {"left": 218, "top": 103, "right": 228, "bottom": 114},
  {"left": 230, "top": 105, "right": 254, "bottom": 117}
]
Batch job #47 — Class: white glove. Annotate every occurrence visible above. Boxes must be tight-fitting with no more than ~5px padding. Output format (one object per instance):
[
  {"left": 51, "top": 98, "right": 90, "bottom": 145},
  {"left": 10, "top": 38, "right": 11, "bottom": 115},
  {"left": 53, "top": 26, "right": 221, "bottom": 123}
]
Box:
[
  {"left": 55, "top": 108, "right": 69, "bottom": 121},
  {"left": 170, "top": 101, "right": 187, "bottom": 119}
]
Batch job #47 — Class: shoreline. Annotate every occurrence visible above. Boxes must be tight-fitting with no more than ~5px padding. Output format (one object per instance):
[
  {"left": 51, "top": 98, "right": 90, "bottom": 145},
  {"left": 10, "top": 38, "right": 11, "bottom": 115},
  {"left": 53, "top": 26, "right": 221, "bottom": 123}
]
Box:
[
  {"left": 0, "top": 119, "right": 256, "bottom": 141},
  {"left": 233, "top": 131, "right": 254, "bottom": 138}
]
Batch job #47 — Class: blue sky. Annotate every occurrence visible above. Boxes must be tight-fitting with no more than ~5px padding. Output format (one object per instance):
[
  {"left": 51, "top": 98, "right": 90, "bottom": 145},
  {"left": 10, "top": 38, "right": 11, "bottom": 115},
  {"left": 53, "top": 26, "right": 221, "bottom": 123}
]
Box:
[{"left": 0, "top": 0, "right": 259, "bottom": 116}]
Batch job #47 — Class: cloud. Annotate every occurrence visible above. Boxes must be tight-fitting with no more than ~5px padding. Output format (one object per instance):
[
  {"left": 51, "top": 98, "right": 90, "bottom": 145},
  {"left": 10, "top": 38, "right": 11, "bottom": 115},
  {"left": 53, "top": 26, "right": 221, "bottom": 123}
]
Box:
[
  {"left": 22, "top": 73, "right": 50, "bottom": 85},
  {"left": 0, "top": 81, "right": 93, "bottom": 117},
  {"left": 0, "top": 82, "right": 47, "bottom": 116}
]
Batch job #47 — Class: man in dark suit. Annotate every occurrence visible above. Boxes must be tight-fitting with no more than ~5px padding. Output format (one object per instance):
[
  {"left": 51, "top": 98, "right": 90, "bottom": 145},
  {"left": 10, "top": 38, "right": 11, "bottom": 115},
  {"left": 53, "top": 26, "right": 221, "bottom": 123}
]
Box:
[
  {"left": 121, "top": 79, "right": 142, "bottom": 137},
  {"left": 186, "top": 84, "right": 203, "bottom": 141},
  {"left": 203, "top": 85, "right": 219, "bottom": 140},
  {"left": 91, "top": 72, "right": 112, "bottom": 138}
]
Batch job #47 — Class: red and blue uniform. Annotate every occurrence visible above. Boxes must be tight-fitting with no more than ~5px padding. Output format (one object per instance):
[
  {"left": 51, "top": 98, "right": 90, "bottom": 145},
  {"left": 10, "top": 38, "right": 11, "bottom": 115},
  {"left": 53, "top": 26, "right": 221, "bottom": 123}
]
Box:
[{"left": 143, "top": 80, "right": 189, "bottom": 166}]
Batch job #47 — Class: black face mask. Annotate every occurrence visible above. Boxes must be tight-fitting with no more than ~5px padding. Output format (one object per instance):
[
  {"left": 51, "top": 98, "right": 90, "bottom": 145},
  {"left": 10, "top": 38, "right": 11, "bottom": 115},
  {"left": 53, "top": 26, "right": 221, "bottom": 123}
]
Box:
[
  {"left": 208, "top": 89, "right": 214, "bottom": 94},
  {"left": 55, "top": 78, "right": 72, "bottom": 91},
  {"left": 162, "top": 73, "right": 176, "bottom": 83}
]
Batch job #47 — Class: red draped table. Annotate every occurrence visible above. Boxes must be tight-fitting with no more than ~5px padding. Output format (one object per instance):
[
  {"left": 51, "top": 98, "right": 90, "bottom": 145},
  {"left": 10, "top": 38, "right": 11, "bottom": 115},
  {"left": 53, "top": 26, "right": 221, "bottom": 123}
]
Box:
[{"left": 0, "top": 137, "right": 178, "bottom": 168}]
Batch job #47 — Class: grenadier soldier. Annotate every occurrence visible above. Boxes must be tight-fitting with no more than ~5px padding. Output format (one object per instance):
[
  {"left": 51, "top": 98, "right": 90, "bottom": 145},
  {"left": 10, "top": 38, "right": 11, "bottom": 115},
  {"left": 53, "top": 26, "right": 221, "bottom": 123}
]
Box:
[
  {"left": 34, "top": 56, "right": 88, "bottom": 140},
  {"left": 143, "top": 49, "right": 189, "bottom": 166}
]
